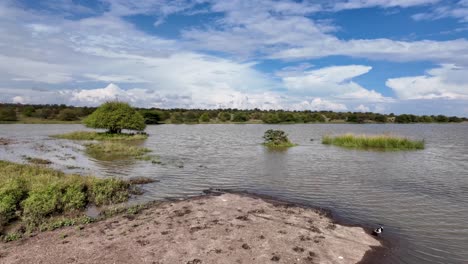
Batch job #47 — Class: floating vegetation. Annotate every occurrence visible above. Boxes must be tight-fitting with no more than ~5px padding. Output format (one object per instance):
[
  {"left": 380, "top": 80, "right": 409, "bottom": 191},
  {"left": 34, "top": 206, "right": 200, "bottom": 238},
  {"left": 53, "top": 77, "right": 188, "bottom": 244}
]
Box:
[
  {"left": 322, "top": 134, "right": 425, "bottom": 151},
  {"left": 52, "top": 131, "right": 148, "bottom": 141}
]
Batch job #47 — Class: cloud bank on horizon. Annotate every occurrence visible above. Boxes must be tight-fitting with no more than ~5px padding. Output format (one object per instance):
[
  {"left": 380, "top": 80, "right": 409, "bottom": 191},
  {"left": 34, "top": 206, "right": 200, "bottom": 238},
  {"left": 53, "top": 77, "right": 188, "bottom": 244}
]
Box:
[{"left": 0, "top": 0, "right": 467, "bottom": 116}]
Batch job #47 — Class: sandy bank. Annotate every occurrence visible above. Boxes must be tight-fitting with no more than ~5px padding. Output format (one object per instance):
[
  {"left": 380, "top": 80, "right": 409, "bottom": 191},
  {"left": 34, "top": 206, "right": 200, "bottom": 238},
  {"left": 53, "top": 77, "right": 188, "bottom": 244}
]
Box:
[{"left": 0, "top": 193, "right": 381, "bottom": 264}]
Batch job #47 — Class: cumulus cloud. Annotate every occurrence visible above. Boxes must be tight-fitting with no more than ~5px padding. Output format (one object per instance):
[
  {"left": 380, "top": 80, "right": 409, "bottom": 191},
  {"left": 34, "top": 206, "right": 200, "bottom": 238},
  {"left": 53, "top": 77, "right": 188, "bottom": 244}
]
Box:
[
  {"left": 355, "top": 104, "right": 370, "bottom": 112},
  {"left": 386, "top": 64, "right": 468, "bottom": 100},
  {"left": 282, "top": 65, "right": 388, "bottom": 102}
]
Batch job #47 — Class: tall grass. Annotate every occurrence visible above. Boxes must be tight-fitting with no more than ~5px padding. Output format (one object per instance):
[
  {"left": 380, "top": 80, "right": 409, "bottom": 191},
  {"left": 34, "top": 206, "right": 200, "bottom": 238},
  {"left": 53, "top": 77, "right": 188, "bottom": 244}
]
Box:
[
  {"left": 52, "top": 131, "right": 148, "bottom": 141},
  {"left": 85, "top": 142, "right": 151, "bottom": 159},
  {"left": 322, "top": 133, "right": 424, "bottom": 150},
  {"left": 0, "top": 160, "right": 130, "bottom": 233}
]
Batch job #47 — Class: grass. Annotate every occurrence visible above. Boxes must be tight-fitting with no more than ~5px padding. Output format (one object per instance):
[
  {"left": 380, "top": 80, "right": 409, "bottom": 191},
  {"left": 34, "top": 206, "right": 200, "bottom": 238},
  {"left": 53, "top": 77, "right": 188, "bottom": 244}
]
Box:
[
  {"left": 85, "top": 142, "right": 151, "bottom": 159},
  {"left": 0, "top": 160, "right": 131, "bottom": 236},
  {"left": 52, "top": 131, "right": 148, "bottom": 141},
  {"left": 262, "top": 142, "right": 298, "bottom": 148},
  {"left": 322, "top": 133, "right": 425, "bottom": 151}
]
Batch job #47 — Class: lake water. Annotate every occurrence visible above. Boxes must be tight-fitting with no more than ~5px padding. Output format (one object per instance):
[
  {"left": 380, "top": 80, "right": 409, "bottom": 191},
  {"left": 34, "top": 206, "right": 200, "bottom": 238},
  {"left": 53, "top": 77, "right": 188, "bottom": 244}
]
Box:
[{"left": 1, "top": 124, "right": 467, "bottom": 263}]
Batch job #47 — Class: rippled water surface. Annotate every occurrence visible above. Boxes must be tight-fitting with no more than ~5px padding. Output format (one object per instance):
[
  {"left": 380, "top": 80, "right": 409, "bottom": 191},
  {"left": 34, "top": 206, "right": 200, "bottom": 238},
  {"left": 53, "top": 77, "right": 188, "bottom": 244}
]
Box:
[{"left": 1, "top": 124, "right": 467, "bottom": 263}]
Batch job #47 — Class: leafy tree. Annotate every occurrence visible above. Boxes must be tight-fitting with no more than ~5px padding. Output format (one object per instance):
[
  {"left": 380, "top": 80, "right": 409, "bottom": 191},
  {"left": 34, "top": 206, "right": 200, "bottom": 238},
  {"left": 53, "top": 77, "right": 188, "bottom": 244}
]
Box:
[
  {"left": 83, "top": 101, "right": 146, "bottom": 133},
  {"left": 57, "top": 109, "right": 79, "bottom": 121},
  {"left": 199, "top": 113, "right": 210, "bottom": 122},
  {"left": 374, "top": 115, "right": 387, "bottom": 123},
  {"left": 0, "top": 107, "right": 17, "bottom": 121},
  {"left": 218, "top": 112, "right": 231, "bottom": 122},
  {"left": 263, "top": 129, "right": 294, "bottom": 147},
  {"left": 232, "top": 112, "right": 248, "bottom": 122}
]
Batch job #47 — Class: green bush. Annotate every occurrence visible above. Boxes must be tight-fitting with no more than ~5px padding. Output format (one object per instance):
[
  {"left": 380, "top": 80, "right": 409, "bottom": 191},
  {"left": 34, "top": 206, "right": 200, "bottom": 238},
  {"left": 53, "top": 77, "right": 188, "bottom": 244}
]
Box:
[
  {"left": 61, "top": 183, "right": 86, "bottom": 211},
  {"left": 0, "top": 179, "right": 26, "bottom": 227},
  {"left": 84, "top": 101, "right": 146, "bottom": 133},
  {"left": 262, "top": 129, "right": 296, "bottom": 148},
  {"left": 21, "top": 185, "right": 61, "bottom": 225},
  {"left": 0, "top": 107, "right": 17, "bottom": 121},
  {"left": 0, "top": 161, "right": 132, "bottom": 230},
  {"left": 218, "top": 112, "right": 231, "bottom": 122},
  {"left": 89, "top": 178, "right": 130, "bottom": 206}
]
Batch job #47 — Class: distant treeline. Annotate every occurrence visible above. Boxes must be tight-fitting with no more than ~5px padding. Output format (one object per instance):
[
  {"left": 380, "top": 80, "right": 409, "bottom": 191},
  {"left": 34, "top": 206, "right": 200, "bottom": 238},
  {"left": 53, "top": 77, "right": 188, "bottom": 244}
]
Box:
[{"left": 0, "top": 103, "right": 466, "bottom": 124}]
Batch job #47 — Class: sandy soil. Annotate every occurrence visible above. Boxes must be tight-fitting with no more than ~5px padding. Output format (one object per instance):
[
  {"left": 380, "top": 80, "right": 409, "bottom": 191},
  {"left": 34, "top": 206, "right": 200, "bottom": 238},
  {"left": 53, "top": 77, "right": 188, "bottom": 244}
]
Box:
[{"left": 0, "top": 193, "right": 381, "bottom": 264}]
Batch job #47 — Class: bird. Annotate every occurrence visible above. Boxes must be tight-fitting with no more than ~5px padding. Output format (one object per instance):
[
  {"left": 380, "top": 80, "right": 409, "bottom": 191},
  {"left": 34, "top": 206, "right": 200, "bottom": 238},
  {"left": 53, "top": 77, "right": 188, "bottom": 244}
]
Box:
[{"left": 372, "top": 226, "right": 383, "bottom": 236}]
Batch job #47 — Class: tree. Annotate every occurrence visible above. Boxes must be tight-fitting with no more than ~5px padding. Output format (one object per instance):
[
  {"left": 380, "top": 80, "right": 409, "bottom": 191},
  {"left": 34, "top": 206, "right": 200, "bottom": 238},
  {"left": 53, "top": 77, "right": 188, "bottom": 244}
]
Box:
[
  {"left": 83, "top": 101, "right": 146, "bottom": 133},
  {"left": 57, "top": 109, "right": 79, "bottom": 121},
  {"left": 0, "top": 107, "right": 17, "bottom": 121},
  {"left": 232, "top": 112, "right": 248, "bottom": 122},
  {"left": 199, "top": 113, "right": 210, "bottom": 122},
  {"left": 218, "top": 112, "right": 231, "bottom": 122},
  {"left": 263, "top": 129, "right": 294, "bottom": 147}
]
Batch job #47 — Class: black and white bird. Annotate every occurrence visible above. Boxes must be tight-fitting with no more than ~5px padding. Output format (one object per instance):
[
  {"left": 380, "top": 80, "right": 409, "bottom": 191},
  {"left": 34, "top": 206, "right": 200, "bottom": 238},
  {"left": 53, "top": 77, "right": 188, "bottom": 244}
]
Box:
[{"left": 372, "top": 226, "right": 383, "bottom": 236}]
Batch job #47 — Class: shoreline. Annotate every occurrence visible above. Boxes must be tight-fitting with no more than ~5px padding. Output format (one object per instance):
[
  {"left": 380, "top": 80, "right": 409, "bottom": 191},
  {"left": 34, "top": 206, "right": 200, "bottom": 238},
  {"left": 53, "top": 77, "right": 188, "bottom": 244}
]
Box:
[{"left": 1, "top": 191, "right": 386, "bottom": 264}]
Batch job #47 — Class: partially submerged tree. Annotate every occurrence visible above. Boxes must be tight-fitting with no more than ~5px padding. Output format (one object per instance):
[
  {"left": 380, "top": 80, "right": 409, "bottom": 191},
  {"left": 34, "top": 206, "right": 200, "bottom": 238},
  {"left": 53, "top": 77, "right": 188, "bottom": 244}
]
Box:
[
  {"left": 84, "top": 101, "right": 146, "bottom": 133},
  {"left": 263, "top": 129, "right": 296, "bottom": 148}
]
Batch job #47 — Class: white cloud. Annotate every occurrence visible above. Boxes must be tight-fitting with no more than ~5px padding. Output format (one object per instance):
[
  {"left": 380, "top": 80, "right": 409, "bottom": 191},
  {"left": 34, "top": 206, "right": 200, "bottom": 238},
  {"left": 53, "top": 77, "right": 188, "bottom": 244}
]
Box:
[
  {"left": 331, "top": 0, "right": 439, "bottom": 11},
  {"left": 292, "top": 98, "right": 348, "bottom": 111},
  {"left": 282, "top": 65, "right": 388, "bottom": 102},
  {"left": 355, "top": 104, "right": 370, "bottom": 112},
  {"left": 386, "top": 64, "right": 468, "bottom": 100},
  {"left": 412, "top": 1, "right": 468, "bottom": 22}
]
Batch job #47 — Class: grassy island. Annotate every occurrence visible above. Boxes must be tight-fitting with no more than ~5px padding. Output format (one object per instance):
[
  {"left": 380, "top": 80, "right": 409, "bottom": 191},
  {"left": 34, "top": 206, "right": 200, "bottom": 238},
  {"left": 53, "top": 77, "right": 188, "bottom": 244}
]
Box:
[
  {"left": 322, "top": 134, "right": 424, "bottom": 150},
  {"left": 52, "top": 131, "right": 148, "bottom": 141},
  {"left": 262, "top": 129, "right": 297, "bottom": 148},
  {"left": 0, "top": 161, "right": 133, "bottom": 239},
  {"left": 85, "top": 142, "right": 151, "bottom": 159}
]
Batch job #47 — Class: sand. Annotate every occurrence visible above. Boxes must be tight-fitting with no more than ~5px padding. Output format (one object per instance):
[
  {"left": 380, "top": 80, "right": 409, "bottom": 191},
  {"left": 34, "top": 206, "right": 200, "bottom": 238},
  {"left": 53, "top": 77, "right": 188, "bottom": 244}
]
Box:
[{"left": 0, "top": 193, "right": 381, "bottom": 264}]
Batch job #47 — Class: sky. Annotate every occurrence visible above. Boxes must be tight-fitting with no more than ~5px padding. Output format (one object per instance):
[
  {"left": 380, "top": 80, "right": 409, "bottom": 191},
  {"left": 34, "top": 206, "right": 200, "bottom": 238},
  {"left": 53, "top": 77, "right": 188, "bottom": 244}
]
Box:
[{"left": 0, "top": 0, "right": 467, "bottom": 116}]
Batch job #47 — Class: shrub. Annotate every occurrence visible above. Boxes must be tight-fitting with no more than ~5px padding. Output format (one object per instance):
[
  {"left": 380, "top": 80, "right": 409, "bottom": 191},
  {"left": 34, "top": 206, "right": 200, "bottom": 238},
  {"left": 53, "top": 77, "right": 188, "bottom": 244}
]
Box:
[
  {"left": 263, "top": 129, "right": 296, "bottom": 148},
  {"left": 199, "top": 113, "right": 210, "bottom": 122},
  {"left": 0, "top": 179, "right": 26, "bottom": 227},
  {"left": 88, "top": 178, "right": 130, "bottom": 206},
  {"left": 0, "top": 107, "right": 17, "bottom": 121},
  {"left": 0, "top": 161, "right": 132, "bottom": 230},
  {"left": 57, "top": 109, "right": 80, "bottom": 121},
  {"left": 61, "top": 183, "right": 86, "bottom": 211},
  {"left": 218, "top": 112, "right": 231, "bottom": 122},
  {"left": 21, "top": 185, "right": 61, "bottom": 225},
  {"left": 84, "top": 101, "right": 146, "bottom": 133}
]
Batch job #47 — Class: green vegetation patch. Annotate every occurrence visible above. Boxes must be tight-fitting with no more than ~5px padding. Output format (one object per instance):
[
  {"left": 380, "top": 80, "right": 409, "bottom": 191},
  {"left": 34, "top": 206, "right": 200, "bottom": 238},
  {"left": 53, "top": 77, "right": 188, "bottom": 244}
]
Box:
[
  {"left": 52, "top": 131, "right": 148, "bottom": 141},
  {"left": 0, "top": 160, "right": 130, "bottom": 235},
  {"left": 85, "top": 142, "right": 151, "bottom": 160},
  {"left": 322, "top": 134, "right": 425, "bottom": 151},
  {"left": 262, "top": 129, "right": 297, "bottom": 148}
]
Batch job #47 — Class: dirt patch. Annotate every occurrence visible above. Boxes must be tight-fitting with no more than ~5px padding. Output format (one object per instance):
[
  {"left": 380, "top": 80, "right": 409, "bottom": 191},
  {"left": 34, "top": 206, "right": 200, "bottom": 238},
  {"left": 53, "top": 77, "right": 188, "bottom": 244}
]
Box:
[{"left": 1, "top": 193, "right": 381, "bottom": 264}]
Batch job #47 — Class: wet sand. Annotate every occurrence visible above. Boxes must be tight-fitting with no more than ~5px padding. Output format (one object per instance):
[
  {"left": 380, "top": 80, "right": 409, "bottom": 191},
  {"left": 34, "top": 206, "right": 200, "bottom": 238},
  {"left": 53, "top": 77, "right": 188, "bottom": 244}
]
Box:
[{"left": 0, "top": 193, "right": 382, "bottom": 264}]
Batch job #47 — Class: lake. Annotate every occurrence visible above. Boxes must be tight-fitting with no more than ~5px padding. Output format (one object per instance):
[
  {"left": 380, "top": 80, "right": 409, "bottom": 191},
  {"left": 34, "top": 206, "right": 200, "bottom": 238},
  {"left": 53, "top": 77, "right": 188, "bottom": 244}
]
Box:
[{"left": 1, "top": 123, "right": 467, "bottom": 263}]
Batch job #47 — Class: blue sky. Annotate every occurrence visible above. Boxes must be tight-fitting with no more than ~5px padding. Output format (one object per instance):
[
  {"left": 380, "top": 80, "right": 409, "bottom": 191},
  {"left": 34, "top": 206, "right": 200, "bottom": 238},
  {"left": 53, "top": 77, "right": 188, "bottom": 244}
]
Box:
[{"left": 0, "top": 0, "right": 467, "bottom": 116}]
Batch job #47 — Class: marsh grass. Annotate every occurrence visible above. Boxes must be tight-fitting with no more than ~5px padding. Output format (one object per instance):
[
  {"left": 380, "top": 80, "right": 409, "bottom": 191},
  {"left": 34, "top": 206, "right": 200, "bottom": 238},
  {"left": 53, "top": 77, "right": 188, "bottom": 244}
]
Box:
[
  {"left": 85, "top": 142, "right": 151, "bottom": 160},
  {"left": 322, "top": 133, "right": 425, "bottom": 151},
  {"left": 52, "top": 131, "right": 148, "bottom": 141},
  {"left": 0, "top": 160, "right": 131, "bottom": 237}
]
